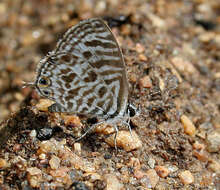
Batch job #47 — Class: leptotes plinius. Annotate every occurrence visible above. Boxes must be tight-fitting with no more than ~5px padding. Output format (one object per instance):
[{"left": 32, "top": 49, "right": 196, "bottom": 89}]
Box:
[{"left": 33, "top": 18, "right": 129, "bottom": 140}]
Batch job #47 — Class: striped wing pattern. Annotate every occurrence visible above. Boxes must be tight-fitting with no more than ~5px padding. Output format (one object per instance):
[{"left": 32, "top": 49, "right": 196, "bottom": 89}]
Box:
[{"left": 36, "top": 18, "right": 128, "bottom": 119}]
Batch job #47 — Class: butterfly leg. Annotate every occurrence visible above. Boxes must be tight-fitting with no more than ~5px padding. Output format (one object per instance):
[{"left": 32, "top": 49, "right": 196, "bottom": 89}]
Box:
[
  {"left": 75, "top": 120, "right": 105, "bottom": 141},
  {"left": 48, "top": 103, "right": 65, "bottom": 113},
  {"left": 122, "top": 120, "right": 133, "bottom": 137}
]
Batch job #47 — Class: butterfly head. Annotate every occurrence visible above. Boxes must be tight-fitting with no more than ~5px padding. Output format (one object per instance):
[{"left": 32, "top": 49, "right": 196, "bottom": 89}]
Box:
[
  {"left": 34, "top": 54, "right": 57, "bottom": 100},
  {"left": 34, "top": 52, "right": 75, "bottom": 102}
]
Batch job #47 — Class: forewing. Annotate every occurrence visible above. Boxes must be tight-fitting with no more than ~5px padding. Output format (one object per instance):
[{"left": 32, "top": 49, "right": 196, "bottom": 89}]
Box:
[{"left": 53, "top": 18, "right": 128, "bottom": 117}]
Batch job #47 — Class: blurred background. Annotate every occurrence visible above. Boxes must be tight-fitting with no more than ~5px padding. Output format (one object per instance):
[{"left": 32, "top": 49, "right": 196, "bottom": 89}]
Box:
[{"left": 0, "top": 0, "right": 219, "bottom": 123}]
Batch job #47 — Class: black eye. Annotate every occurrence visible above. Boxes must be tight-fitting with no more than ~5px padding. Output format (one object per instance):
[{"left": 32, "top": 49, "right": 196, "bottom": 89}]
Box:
[
  {"left": 38, "top": 77, "right": 51, "bottom": 87},
  {"left": 39, "top": 78, "right": 48, "bottom": 85}
]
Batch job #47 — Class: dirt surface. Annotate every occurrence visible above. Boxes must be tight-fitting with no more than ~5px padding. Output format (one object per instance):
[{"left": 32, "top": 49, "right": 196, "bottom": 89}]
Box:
[{"left": 0, "top": 0, "right": 220, "bottom": 189}]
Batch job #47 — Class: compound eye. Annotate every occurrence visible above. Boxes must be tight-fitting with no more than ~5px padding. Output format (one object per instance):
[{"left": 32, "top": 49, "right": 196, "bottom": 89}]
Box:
[{"left": 38, "top": 77, "right": 51, "bottom": 87}]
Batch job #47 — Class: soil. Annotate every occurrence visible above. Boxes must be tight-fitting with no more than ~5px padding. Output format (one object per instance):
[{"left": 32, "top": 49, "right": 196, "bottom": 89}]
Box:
[{"left": 0, "top": 0, "right": 219, "bottom": 189}]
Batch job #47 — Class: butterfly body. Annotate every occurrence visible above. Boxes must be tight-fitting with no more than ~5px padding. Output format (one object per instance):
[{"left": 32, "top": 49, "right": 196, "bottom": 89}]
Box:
[{"left": 35, "top": 18, "right": 129, "bottom": 122}]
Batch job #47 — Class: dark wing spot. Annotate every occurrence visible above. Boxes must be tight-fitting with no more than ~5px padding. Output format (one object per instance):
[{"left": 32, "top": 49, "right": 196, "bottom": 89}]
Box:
[
  {"left": 68, "top": 73, "right": 76, "bottom": 80},
  {"left": 85, "top": 40, "right": 115, "bottom": 48},
  {"left": 68, "top": 86, "right": 85, "bottom": 97},
  {"left": 61, "top": 73, "right": 76, "bottom": 83},
  {"left": 93, "top": 59, "right": 122, "bottom": 69},
  {"left": 60, "top": 54, "right": 72, "bottom": 62},
  {"left": 84, "top": 71, "right": 97, "bottom": 83},
  {"left": 57, "top": 80, "right": 62, "bottom": 87},
  {"left": 104, "top": 76, "right": 121, "bottom": 85},
  {"left": 65, "top": 83, "right": 71, "bottom": 89},
  {"left": 65, "top": 94, "right": 73, "bottom": 102},
  {"left": 58, "top": 87, "right": 65, "bottom": 94},
  {"left": 83, "top": 51, "right": 92, "bottom": 59},
  {"left": 98, "top": 86, "right": 107, "bottom": 98},
  {"left": 60, "top": 68, "right": 72, "bottom": 74},
  {"left": 87, "top": 97, "right": 95, "bottom": 107}
]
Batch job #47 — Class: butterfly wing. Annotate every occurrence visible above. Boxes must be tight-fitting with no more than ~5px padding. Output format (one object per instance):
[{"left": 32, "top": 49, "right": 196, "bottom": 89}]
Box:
[{"left": 38, "top": 18, "right": 128, "bottom": 118}]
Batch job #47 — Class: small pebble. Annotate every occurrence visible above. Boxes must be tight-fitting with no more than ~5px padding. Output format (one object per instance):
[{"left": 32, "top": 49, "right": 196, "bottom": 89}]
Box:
[
  {"left": 200, "top": 173, "right": 213, "bottom": 186},
  {"left": 0, "top": 3, "right": 6, "bottom": 14},
  {"left": 134, "top": 169, "right": 146, "bottom": 179},
  {"left": 61, "top": 148, "right": 96, "bottom": 173},
  {"left": 18, "top": 15, "right": 30, "bottom": 26},
  {"left": 143, "top": 169, "right": 159, "bottom": 188},
  {"left": 27, "top": 167, "right": 42, "bottom": 188},
  {"left": 27, "top": 167, "right": 42, "bottom": 176},
  {"left": 171, "top": 57, "right": 197, "bottom": 75},
  {"left": 208, "top": 159, "right": 220, "bottom": 174},
  {"left": 95, "top": 123, "right": 115, "bottom": 135},
  {"left": 94, "top": 0, "right": 106, "bottom": 14},
  {"left": 37, "top": 127, "right": 54, "bottom": 141},
  {"left": 135, "top": 43, "right": 145, "bottom": 54},
  {"left": 116, "top": 163, "right": 123, "bottom": 169},
  {"left": 214, "top": 72, "right": 220, "bottom": 79},
  {"left": 192, "top": 141, "right": 208, "bottom": 162},
  {"left": 138, "top": 54, "right": 148, "bottom": 61},
  {"left": 73, "top": 143, "right": 81, "bottom": 155},
  {"left": 38, "top": 140, "right": 61, "bottom": 154},
  {"left": 13, "top": 144, "right": 21, "bottom": 152},
  {"left": 39, "top": 153, "right": 46, "bottom": 160},
  {"left": 178, "top": 170, "right": 194, "bottom": 185},
  {"left": 159, "top": 78, "right": 165, "bottom": 91},
  {"left": 29, "top": 130, "right": 37, "bottom": 138},
  {"left": 128, "top": 157, "right": 141, "bottom": 170},
  {"left": 148, "top": 13, "right": 165, "bottom": 28},
  {"left": 105, "top": 130, "right": 142, "bottom": 151},
  {"left": 168, "top": 165, "right": 179, "bottom": 173},
  {"left": 49, "top": 167, "right": 72, "bottom": 185},
  {"left": 61, "top": 114, "right": 82, "bottom": 127},
  {"left": 84, "top": 173, "right": 101, "bottom": 182},
  {"left": 49, "top": 167, "right": 69, "bottom": 178},
  {"left": 129, "top": 73, "right": 137, "bottom": 83},
  {"left": 0, "top": 158, "right": 8, "bottom": 168},
  {"left": 198, "top": 32, "right": 215, "bottom": 43},
  {"left": 28, "top": 176, "right": 41, "bottom": 188},
  {"left": 36, "top": 99, "right": 54, "bottom": 112},
  {"left": 206, "top": 130, "right": 220, "bottom": 152},
  {"left": 193, "top": 141, "right": 205, "bottom": 150},
  {"left": 121, "top": 24, "right": 131, "bottom": 35},
  {"left": 212, "top": 117, "right": 220, "bottom": 129},
  {"left": 193, "top": 150, "right": 208, "bottom": 162},
  {"left": 21, "top": 29, "right": 44, "bottom": 46},
  {"left": 139, "top": 76, "right": 152, "bottom": 88},
  {"left": 14, "top": 92, "right": 25, "bottom": 101},
  {"left": 180, "top": 115, "right": 196, "bottom": 136},
  {"left": 49, "top": 155, "right": 60, "bottom": 170},
  {"left": 148, "top": 157, "right": 156, "bottom": 169},
  {"left": 155, "top": 165, "right": 170, "bottom": 178},
  {"left": 104, "top": 174, "right": 124, "bottom": 190}
]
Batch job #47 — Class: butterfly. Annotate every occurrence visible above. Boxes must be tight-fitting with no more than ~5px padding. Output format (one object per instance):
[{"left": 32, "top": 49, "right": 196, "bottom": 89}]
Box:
[{"left": 25, "top": 18, "right": 135, "bottom": 147}]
